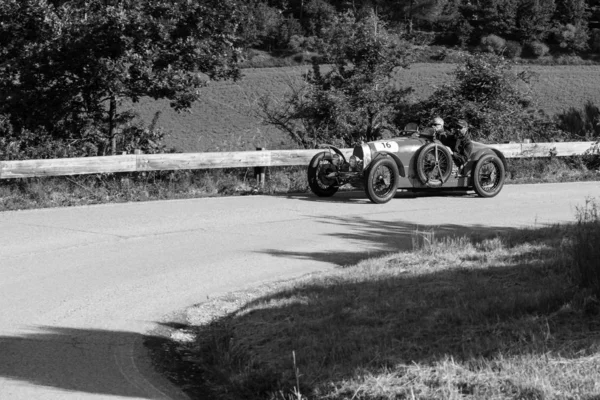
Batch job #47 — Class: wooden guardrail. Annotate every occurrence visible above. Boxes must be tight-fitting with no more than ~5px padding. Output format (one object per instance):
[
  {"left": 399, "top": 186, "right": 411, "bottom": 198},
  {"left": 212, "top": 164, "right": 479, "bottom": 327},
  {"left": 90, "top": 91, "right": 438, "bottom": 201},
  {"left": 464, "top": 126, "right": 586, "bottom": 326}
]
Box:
[{"left": 0, "top": 141, "right": 598, "bottom": 180}]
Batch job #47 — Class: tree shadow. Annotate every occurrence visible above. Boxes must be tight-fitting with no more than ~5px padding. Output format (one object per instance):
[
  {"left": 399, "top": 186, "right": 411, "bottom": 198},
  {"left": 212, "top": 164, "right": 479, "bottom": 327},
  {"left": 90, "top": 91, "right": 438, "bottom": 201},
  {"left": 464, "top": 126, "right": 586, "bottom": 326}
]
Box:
[
  {"left": 0, "top": 326, "right": 185, "bottom": 399},
  {"left": 258, "top": 215, "right": 524, "bottom": 266},
  {"left": 165, "top": 219, "right": 600, "bottom": 399}
]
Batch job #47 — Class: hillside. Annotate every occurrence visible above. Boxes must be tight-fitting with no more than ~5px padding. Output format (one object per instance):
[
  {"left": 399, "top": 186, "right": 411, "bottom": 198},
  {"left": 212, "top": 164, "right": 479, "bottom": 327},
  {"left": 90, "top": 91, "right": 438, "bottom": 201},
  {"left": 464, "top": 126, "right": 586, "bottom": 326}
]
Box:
[{"left": 132, "top": 63, "right": 600, "bottom": 153}]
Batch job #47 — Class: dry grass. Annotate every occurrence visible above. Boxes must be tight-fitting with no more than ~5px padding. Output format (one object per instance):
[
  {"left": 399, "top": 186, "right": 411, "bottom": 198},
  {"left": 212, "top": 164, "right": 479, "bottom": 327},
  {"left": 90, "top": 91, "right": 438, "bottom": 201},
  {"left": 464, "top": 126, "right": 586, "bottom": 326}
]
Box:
[
  {"left": 0, "top": 167, "right": 309, "bottom": 211},
  {"left": 155, "top": 218, "right": 600, "bottom": 400},
  {"left": 132, "top": 64, "right": 600, "bottom": 153},
  {"left": 1, "top": 158, "right": 599, "bottom": 211}
]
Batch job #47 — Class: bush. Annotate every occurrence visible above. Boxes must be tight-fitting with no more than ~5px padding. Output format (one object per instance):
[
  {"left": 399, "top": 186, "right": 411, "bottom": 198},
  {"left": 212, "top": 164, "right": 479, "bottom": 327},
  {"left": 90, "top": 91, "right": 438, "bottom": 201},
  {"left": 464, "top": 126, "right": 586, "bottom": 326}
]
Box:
[
  {"left": 556, "top": 100, "right": 600, "bottom": 140},
  {"left": 396, "top": 54, "right": 555, "bottom": 144},
  {"left": 590, "top": 29, "right": 600, "bottom": 53},
  {"left": 479, "top": 34, "right": 506, "bottom": 55},
  {"left": 504, "top": 41, "right": 523, "bottom": 59},
  {"left": 553, "top": 23, "right": 589, "bottom": 53},
  {"left": 525, "top": 41, "right": 550, "bottom": 58},
  {"left": 291, "top": 51, "right": 321, "bottom": 64}
]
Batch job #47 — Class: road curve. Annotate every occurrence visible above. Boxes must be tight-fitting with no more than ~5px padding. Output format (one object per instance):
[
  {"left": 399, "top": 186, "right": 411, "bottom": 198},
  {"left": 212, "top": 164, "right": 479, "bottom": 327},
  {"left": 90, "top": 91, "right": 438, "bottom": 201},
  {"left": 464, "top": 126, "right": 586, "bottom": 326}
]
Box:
[{"left": 1, "top": 181, "right": 599, "bottom": 399}]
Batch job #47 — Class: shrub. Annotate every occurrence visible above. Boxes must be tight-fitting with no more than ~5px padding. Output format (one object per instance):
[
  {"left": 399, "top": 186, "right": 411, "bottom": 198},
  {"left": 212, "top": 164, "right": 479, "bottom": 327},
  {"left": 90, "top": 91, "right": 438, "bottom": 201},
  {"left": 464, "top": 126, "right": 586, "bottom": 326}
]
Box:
[
  {"left": 480, "top": 34, "right": 506, "bottom": 55},
  {"left": 504, "top": 41, "right": 523, "bottom": 59},
  {"left": 396, "top": 54, "right": 558, "bottom": 144},
  {"left": 525, "top": 41, "right": 550, "bottom": 58},
  {"left": 590, "top": 29, "right": 600, "bottom": 53},
  {"left": 553, "top": 23, "right": 589, "bottom": 53},
  {"left": 0, "top": 111, "right": 169, "bottom": 160},
  {"left": 556, "top": 100, "right": 600, "bottom": 140},
  {"left": 291, "top": 51, "right": 321, "bottom": 64},
  {"left": 288, "top": 35, "right": 322, "bottom": 53}
]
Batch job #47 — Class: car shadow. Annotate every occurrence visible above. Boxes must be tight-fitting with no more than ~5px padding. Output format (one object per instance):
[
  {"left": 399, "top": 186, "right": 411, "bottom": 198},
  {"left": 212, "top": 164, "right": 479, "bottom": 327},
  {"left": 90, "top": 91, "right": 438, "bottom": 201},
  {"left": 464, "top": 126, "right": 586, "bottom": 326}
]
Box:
[{"left": 284, "top": 189, "right": 475, "bottom": 203}]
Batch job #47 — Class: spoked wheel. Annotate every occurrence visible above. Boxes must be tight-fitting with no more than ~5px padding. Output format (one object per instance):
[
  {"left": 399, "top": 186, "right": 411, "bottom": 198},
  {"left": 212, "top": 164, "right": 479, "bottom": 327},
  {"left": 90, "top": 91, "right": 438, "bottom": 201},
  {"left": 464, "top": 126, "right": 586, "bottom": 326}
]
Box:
[
  {"left": 416, "top": 143, "right": 453, "bottom": 187},
  {"left": 307, "top": 151, "right": 339, "bottom": 197},
  {"left": 365, "top": 157, "right": 399, "bottom": 204},
  {"left": 473, "top": 153, "right": 505, "bottom": 198}
]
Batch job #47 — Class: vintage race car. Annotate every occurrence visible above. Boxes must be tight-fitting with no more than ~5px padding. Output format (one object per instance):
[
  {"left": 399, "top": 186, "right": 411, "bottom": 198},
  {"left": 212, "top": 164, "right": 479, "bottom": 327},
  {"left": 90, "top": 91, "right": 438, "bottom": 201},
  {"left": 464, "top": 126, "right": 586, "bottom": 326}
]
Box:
[{"left": 307, "top": 124, "right": 507, "bottom": 204}]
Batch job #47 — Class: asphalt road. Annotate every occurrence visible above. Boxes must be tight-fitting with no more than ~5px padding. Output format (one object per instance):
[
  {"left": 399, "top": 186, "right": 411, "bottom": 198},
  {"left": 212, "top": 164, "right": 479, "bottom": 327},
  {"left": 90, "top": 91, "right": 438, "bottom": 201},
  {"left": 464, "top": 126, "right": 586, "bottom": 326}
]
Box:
[{"left": 1, "top": 182, "right": 599, "bottom": 400}]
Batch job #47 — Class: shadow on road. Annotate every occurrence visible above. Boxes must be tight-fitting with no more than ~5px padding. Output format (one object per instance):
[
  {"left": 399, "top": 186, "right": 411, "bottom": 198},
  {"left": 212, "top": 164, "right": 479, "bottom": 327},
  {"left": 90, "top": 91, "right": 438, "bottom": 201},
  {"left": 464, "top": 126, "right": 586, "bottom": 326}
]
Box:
[
  {"left": 283, "top": 189, "right": 474, "bottom": 204},
  {"left": 0, "top": 326, "right": 180, "bottom": 399},
  {"left": 164, "top": 219, "right": 600, "bottom": 399},
  {"left": 258, "top": 215, "right": 523, "bottom": 266}
]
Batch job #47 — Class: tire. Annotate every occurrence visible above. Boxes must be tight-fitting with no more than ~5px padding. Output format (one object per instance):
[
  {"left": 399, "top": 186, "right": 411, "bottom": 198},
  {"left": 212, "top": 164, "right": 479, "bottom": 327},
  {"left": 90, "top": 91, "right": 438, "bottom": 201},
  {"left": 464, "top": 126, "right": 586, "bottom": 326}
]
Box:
[
  {"left": 416, "top": 143, "right": 453, "bottom": 187},
  {"left": 473, "top": 153, "right": 505, "bottom": 198},
  {"left": 365, "top": 157, "right": 399, "bottom": 204},
  {"left": 307, "top": 151, "right": 339, "bottom": 197}
]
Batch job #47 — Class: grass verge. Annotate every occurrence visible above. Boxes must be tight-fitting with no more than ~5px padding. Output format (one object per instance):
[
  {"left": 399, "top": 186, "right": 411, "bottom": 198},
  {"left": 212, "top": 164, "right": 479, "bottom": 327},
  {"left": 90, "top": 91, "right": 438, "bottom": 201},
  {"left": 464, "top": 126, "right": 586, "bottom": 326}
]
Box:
[
  {"left": 146, "top": 202, "right": 600, "bottom": 400},
  {"left": 1, "top": 157, "right": 599, "bottom": 212}
]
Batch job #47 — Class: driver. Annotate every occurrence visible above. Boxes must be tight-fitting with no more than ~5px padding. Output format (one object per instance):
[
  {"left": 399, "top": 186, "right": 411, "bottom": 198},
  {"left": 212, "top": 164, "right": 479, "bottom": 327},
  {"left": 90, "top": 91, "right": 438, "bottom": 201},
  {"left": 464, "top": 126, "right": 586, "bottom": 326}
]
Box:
[
  {"left": 430, "top": 117, "right": 445, "bottom": 136},
  {"left": 438, "top": 119, "right": 473, "bottom": 175}
]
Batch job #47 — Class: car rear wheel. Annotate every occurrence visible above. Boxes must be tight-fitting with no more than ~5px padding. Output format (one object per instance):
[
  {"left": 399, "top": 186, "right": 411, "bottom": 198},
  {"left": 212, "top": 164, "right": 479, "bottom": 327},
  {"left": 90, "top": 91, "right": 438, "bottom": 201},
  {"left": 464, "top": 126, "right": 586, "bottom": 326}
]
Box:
[
  {"left": 473, "top": 153, "right": 505, "bottom": 198},
  {"left": 365, "top": 157, "right": 399, "bottom": 204},
  {"left": 307, "top": 151, "right": 339, "bottom": 197},
  {"left": 416, "top": 143, "right": 452, "bottom": 187}
]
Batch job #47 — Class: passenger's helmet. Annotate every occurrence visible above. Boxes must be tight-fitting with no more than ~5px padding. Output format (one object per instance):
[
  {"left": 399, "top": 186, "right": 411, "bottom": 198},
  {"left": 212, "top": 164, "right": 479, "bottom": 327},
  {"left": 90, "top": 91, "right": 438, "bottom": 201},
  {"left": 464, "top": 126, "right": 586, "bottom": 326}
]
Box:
[{"left": 457, "top": 119, "right": 470, "bottom": 129}]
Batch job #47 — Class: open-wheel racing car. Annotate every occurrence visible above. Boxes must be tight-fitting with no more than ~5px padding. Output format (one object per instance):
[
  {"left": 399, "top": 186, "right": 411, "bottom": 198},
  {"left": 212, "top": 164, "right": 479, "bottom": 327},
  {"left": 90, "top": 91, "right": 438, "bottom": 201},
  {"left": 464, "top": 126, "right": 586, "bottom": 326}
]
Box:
[{"left": 307, "top": 124, "right": 507, "bottom": 204}]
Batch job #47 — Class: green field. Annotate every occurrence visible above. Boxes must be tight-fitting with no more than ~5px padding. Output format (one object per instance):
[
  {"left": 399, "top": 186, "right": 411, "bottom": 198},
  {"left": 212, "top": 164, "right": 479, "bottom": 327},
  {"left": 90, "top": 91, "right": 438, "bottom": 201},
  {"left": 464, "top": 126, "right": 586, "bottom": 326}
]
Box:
[{"left": 133, "top": 63, "right": 600, "bottom": 153}]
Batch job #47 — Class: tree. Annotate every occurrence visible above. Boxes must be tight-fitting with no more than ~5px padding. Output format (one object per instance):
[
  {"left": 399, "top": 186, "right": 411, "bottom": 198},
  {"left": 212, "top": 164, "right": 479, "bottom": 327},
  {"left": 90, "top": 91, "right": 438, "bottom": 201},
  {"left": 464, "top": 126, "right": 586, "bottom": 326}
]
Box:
[
  {"left": 0, "top": 0, "right": 242, "bottom": 157},
  {"left": 260, "top": 11, "right": 413, "bottom": 148},
  {"left": 399, "top": 54, "right": 565, "bottom": 143},
  {"left": 515, "top": 0, "right": 556, "bottom": 42}
]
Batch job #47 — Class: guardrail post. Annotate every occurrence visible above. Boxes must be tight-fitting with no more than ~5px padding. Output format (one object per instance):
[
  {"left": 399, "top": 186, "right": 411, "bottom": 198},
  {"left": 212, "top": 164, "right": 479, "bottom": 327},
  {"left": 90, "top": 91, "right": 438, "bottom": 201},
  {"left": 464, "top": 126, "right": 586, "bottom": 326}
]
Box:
[{"left": 254, "top": 147, "right": 266, "bottom": 187}]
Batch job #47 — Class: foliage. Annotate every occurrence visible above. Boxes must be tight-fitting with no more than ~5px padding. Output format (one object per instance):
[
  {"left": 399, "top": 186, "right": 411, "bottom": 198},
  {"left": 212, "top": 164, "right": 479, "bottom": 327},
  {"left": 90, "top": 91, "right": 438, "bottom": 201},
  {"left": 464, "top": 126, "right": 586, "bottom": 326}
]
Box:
[
  {"left": 303, "top": 0, "right": 337, "bottom": 37},
  {"left": 504, "top": 40, "right": 523, "bottom": 58},
  {"left": 515, "top": 0, "right": 556, "bottom": 43},
  {"left": 556, "top": 100, "right": 600, "bottom": 139},
  {"left": 460, "top": 0, "right": 517, "bottom": 43},
  {"left": 524, "top": 40, "right": 551, "bottom": 58},
  {"left": 0, "top": 0, "right": 242, "bottom": 158},
  {"left": 260, "top": 11, "right": 413, "bottom": 148},
  {"left": 552, "top": 22, "right": 590, "bottom": 53},
  {"left": 398, "top": 53, "right": 566, "bottom": 143},
  {"left": 479, "top": 34, "right": 506, "bottom": 55},
  {"left": 591, "top": 28, "right": 600, "bottom": 53},
  {"left": 237, "top": 0, "right": 285, "bottom": 49}
]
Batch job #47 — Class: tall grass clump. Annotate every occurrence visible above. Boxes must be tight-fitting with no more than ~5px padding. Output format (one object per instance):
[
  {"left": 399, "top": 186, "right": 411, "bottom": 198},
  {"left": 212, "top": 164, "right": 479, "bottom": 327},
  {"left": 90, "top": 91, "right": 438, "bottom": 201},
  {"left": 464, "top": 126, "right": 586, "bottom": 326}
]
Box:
[{"left": 572, "top": 198, "right": 600, "bottom": 298}]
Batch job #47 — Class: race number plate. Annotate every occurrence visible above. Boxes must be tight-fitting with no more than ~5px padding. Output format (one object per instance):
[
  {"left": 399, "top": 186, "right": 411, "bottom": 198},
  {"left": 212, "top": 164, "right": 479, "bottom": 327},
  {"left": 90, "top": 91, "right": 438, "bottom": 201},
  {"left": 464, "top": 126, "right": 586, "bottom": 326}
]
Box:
[{"left": 373, "top": 142, "right": 399, "bottom": 152}]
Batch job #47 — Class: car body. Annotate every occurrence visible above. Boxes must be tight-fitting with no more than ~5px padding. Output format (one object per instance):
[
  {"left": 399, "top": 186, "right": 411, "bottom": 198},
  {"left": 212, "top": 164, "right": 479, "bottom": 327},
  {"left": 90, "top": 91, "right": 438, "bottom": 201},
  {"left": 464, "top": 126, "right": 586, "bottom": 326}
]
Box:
[{"left": 307, "top": 125, "right": 507, "bottom": 204}]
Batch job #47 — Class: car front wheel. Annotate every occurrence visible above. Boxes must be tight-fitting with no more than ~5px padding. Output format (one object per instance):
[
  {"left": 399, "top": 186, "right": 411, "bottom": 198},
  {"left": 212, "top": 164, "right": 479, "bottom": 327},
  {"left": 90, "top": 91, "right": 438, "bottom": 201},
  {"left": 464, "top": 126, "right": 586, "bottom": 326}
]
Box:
[
  {"left": 416, "top": 142, "right": 453, "bottom": 187},
  {"left": 365, "top": 157, "right": 399, "bottom": 204},
  {"left": 473, "top": 153, "right": 505, "bottom": 198}
]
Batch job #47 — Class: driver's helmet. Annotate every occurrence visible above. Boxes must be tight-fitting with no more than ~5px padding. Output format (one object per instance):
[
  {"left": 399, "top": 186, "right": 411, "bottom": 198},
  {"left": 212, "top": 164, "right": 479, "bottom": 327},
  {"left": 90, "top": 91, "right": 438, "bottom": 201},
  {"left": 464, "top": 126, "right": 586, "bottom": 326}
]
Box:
[{"left": 431, "top": 117, "right": 444, "bottom": 130}]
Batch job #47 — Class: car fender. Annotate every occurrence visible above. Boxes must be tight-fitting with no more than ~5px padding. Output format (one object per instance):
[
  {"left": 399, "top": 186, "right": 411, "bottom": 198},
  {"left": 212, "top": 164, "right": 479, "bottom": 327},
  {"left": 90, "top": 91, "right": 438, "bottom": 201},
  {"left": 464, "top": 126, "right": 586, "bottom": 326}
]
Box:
[
  {"left": 372, "top": 152, "right": 406, "bottom": 177},
  {"left": 470, "top": 147, "right": 507, "bottom": 171},
  {"left": 319, "top": 144, "right": 348, "bottom": 164}
]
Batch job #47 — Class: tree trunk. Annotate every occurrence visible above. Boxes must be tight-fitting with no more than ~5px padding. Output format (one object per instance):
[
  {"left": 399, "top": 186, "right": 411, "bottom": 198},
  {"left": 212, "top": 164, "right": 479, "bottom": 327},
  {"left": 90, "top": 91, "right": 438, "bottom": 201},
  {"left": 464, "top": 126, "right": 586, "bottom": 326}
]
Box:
[{"left": 108, "top": 96, "right": 117, "bottom": 155}]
